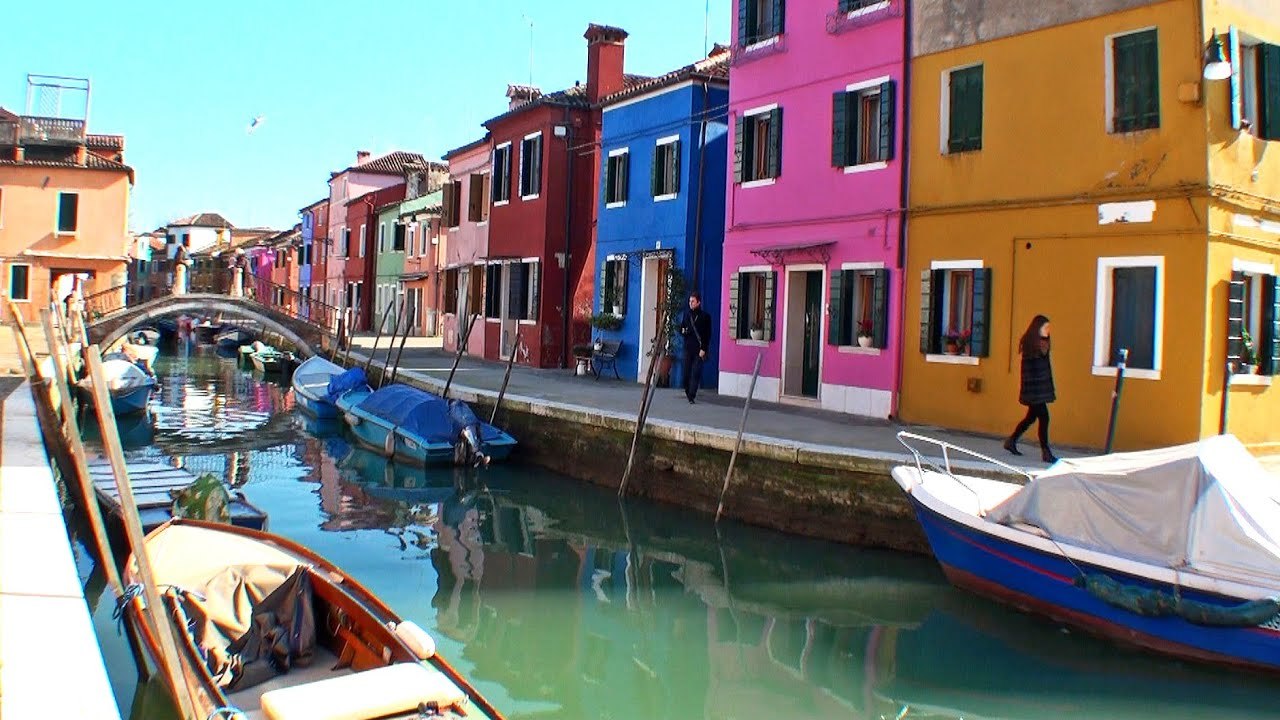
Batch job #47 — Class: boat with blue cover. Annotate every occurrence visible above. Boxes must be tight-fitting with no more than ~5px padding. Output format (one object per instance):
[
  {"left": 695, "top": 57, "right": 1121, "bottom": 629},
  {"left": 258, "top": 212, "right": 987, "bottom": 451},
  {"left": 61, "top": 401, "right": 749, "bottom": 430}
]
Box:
[
  {"left": 290, "top": 355, "right": 347, "bottom": 419},
  {"left": 892, "top": 432, "right": 1280, "bottom": 674},
  {"left": 334, "top": 383, "right": 516, "bottom": 467}
]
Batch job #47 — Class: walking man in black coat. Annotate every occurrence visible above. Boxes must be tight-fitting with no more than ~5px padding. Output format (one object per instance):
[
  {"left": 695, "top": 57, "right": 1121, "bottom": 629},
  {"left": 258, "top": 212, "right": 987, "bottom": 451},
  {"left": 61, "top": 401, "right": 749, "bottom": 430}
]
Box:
[{"left": 679, "top": 291, "right": 712, "bottom": 404}]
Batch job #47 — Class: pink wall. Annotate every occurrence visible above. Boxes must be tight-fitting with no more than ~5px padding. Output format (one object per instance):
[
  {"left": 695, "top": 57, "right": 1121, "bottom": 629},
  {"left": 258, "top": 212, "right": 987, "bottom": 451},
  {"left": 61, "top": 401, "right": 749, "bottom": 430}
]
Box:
[
  {"left": 720, "top": 1, "right": 907, "bottom": 418},
  {"left": 325, "top": 168, "right": 405, "bottom": 308},
  {"left": 442, "top": 139, "right": 491, "bottom": 358}
]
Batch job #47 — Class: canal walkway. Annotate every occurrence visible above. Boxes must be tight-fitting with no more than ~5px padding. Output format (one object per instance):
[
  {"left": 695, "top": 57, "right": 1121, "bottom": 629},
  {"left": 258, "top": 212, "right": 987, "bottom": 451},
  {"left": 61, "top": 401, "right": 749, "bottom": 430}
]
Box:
[{"left": 0, "top": 379, "right": 120, "bottom": 720}]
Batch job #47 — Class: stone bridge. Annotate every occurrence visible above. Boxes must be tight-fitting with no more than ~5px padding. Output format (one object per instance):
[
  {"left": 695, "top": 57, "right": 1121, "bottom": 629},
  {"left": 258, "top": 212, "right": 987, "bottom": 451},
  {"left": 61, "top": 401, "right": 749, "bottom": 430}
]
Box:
[{"left": 87, "top": 294, "right": 334, "bottom": 357}]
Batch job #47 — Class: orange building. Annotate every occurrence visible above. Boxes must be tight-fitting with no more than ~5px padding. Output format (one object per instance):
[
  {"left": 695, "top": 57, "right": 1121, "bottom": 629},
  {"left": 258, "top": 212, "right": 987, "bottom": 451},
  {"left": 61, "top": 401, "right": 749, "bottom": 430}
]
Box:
[{"left": 0, "top": 106, "right": 134, "bottom": 323}]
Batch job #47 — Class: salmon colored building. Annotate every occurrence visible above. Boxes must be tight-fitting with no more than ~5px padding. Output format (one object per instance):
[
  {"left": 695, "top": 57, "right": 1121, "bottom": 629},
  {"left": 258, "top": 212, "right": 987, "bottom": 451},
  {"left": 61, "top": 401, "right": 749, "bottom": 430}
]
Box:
[
  {"left": 0, "top": 106, "right": 134, "bottom": 323},
  {"left": 441, "top": 134, "right": 492, "bottom": 356}
]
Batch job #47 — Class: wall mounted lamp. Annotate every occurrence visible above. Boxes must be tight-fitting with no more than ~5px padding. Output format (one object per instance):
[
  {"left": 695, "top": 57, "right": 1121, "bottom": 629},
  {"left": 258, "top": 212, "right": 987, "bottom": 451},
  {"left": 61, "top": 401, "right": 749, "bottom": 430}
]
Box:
[{"left": 1204, "top": 29, "right": 1232, "bottom": 81}]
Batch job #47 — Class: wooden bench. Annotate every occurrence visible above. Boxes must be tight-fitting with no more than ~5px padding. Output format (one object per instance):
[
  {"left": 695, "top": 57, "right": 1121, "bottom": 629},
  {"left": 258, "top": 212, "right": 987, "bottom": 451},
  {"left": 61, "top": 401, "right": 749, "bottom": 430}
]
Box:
[{"left": 592, "top": 339, "right": 623, "bottom": 380}]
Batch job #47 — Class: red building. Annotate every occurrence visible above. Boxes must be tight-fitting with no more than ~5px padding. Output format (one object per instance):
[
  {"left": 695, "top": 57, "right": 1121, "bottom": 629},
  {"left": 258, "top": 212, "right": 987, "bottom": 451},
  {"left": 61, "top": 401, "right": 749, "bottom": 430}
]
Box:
[
  {"left": 481, "top": 24, "right": 643, "bottom": 368},
  {"left": 344, "top": 183, "right": 405, "bottom": 330}
]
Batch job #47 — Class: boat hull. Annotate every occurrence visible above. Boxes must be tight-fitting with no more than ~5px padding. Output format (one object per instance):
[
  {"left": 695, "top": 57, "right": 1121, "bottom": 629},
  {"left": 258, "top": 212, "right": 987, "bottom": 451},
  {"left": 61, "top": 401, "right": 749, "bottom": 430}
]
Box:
[
  {"left": 908, "top": 495, "right": 1280, "bottom": 673},
  {"left": 294, "top": 388, "right": 338, "bottom": 419},
  {"left": 251, "top": 354, "right": 284, "bottom": 374},
  {"left": 342, "top": 404, "right": 455, "bottom": 466}
]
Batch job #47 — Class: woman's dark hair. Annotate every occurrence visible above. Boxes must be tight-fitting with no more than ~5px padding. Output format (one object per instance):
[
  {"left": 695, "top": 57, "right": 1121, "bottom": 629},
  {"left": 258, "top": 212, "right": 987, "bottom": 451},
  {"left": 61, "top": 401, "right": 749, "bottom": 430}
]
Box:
[
  {"left": 689, "top": 290, "right": 702, "bottom": 302},
  {"left": 1019, "top": 315, "right": 1051, "bottom": 356}
]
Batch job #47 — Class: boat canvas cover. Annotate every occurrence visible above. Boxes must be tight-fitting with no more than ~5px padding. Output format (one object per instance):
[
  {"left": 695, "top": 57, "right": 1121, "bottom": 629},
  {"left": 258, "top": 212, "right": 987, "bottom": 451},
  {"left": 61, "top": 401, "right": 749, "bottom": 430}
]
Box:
[
  {"left": 100, "top": 358, "right": 152, "bottom": 391},
  {"left": 355, "top": 384, "right": 459, "bottom": 445},
  {"left": 987, "top": 435, "right": 1280, "bottom": 586},
  {"left": 326, "top": 367, "right": 369, "bottom": 402},
  {"left": 293, "top": 356, "right": 342, "bottom": 394}
]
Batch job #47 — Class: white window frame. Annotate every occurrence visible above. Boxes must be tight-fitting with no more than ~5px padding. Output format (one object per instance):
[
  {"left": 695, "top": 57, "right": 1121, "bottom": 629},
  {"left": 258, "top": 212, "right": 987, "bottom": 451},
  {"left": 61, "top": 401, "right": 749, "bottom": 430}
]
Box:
[
  {"left": 606, "top": 148, "right": 629, "bottom": 208},
  {"left": 8, "top": 263, "right": 30, "bottom": 302},
  {"left": 520, "top": 131, "right": 542, "bottom": 201},
  {"left": 939, "top": 62, "right": 982, "bottom": 155},
  {"left": 377, "top": 222, "right": 386, "bottom": 254},
  {"left": 925, "top": 259, "right": 983, "bottom": 366},
  {"left": 519, "top": 257, "right": 540, "bottom": 325},
  {"left": 846, "top": 0, "right": 889, "bottom": 19},
  {"left": 843, "top": 75, "right": 892, "bottom": 172},
  {"left": 1092, "top": 255, "right": 1164, "bottom": 380},
  {"left": 55, "top": 191, "right": 79, "bottom": 236},
  {"left": 836, "top": 261, "right": 886, "bottom": 355},
  {"left": 493, "top": 142, "right": 513, "bottom": 206},
  {"left": 1104, "top": 26, "right": 1159, "bottom": 135},
  {"left": 733, "top": 264, "right": 774, "bottom": 345},
  {"left": 741, "top": 103, "right": 779, "bottom": 188},
  {"left": 654, "top": 135, "right": 680, "bottom": 201},
  {"left": 1232, "top": 258, "right": 1275, "bottom": 386},
  {"left": 407, "top": 223, "right": 417, "bottom": 257},
  {"left": 358, "top": 224, "right": 366, "bottom": 258}
]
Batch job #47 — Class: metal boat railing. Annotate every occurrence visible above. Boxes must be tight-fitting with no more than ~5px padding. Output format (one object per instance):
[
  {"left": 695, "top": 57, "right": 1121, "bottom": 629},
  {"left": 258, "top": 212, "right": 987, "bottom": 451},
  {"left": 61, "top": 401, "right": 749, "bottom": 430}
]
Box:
[{"left": 895, "top": 431, "right": 1034, "bottom": 515}]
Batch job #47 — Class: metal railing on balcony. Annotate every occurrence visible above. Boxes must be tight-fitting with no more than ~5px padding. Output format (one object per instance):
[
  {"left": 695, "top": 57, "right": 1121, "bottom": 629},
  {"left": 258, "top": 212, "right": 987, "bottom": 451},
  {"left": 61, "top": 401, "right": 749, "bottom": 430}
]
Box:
[{"left": 19, "top": 116, "right": 87, "bottom": 145}]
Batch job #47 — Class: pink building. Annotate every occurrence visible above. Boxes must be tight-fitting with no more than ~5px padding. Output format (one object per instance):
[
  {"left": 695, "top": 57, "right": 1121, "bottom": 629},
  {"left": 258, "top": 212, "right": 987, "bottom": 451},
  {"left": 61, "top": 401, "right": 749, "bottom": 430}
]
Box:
[
  {"left": 440, "top": 135, "right": 491, "bottom": 357},
  {"left": 719, "top": 0, "right": 907, "bottom": 418}
]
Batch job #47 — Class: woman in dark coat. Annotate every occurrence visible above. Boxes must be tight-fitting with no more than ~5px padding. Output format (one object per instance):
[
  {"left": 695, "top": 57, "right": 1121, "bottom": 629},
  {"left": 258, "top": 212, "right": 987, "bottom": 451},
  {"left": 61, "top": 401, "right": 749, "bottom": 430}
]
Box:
[{"left": 1004, "top": 314, "right": 1058, "bottom": 463}]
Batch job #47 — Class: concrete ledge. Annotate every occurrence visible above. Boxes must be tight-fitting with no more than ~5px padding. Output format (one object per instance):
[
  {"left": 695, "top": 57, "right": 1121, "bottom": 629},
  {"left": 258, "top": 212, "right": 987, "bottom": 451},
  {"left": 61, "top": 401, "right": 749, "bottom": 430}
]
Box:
[{"left": 0, "top": 382, "right": 120, "bottom": 720}]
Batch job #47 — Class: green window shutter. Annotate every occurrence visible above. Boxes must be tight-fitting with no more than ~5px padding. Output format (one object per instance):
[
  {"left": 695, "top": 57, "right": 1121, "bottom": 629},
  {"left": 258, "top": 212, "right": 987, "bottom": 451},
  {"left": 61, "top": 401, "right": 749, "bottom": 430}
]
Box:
[
  {"left": 970, "top": 267, "right": 992, "bottom": 357},
  {"left": 1263, "top": 274, "right": 1280, "bottom": 375},
  {"left": 651, "top": 146, "right": 661, "bottom": 196},
  {"left": 1260, "top": 44, "right": 1280, "bottom": 140},
  {"left": 604, "top": 157, "right": 614, "bottom": 203},
  {"left": 1227, "top": 270, "right": 1247, "bottom": 369},
  {"left": 878, "top": 81, "right": 895, "bottom": 162},
  {"left": 919, "top": 270, "right": 935, "bottom": 354},
  {"left": 764, "top": 271, "right": 777, "bottom": 342},
  {"left": 738, "top": 0, "right": 752, "bottom": 45},
  {"left": 767, "top": 108, "right": 783, "bottom": 178},
  {"left": 618, "top": 261, "right": 628, "bottom": 314},
  {"left": 728, "top": 272, "right": 741, "bottom": 339},
  {"left": 771, "top": 0, "right": 785, "bottom": 37},
  {"left": 529, "top": 262, "right": 541, "bottom": 321},
  {"left": 733, "top": 117, "right": 744, "bottom": 183},
  {"left": 872, "top": 268, "right": 889, "bottom": 349},
  {"left": 948, "top": 67, "right": 983, "bottom": 152},
  {"left": 828, "top": 270, "right": 845, "bottom": 346},
  {"left": 600, "top": 260, "right": 612, "bottom": 312},
  {"left": 831, "top": 91, "right": 849, "bottom": 167},
  {"left": 1114, "top": 30, "right": 1160, "bottom": 132},
  {"left": 1230, "top": 27, "right": 1243, "bottom": 130},
  {"left": 621, "top": 153, "right": 630, "bottom": 201},
  {"left": 670, "top": 140, "right": 681, "bottom": 194}
]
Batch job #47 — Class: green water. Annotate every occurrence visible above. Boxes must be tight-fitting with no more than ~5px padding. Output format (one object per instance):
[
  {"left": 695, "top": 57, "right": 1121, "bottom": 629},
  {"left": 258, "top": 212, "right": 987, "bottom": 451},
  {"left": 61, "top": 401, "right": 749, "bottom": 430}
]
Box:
[{"left": 71, "top": 343, "right": 1280, "bottom": 719}]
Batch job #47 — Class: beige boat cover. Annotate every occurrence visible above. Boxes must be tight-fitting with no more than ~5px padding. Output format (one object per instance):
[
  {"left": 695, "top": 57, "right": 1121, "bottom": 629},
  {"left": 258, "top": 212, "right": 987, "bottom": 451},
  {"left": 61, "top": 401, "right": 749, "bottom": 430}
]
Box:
[{"left": 987, "top": 435, "right": 1280, "bottom": 588}]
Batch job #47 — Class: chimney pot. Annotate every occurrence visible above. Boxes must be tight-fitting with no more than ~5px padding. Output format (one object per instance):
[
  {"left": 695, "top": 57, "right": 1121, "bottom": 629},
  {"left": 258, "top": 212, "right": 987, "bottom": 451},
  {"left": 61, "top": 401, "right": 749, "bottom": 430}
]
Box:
[
  {"left": 356, "top": 150, "right": 371, "bottom": 164},
  {"left": 584, "top": 24, "right": 628, "bottom": 104}
]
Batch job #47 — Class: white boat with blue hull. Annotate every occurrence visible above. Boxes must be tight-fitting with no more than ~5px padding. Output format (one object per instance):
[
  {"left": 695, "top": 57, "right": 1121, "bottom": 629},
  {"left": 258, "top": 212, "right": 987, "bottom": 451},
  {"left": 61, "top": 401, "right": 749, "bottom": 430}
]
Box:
[
  {"left": 290, "top": 355, "right": 346, "bottom": 419},
  {"left": 76, "top": 357, "right": 156, "bottom": 415},
  {"left": 335, "top": 383, "right": 517, "bottom": 467}
]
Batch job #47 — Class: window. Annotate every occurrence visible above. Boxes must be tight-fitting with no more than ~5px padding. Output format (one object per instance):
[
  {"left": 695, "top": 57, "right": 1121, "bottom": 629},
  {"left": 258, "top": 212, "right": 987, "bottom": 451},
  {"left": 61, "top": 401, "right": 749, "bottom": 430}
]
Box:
[
  {"left": 833, "top": 80, "right": 895, "bottom": 168},
  {"left": 829, "top": 267, "right": 889, "bottom": 348},
  {"left": 407, "top": 223, "right": 417, "bottom": 256},
  {"left": 920, "top": 262, "right": 991, "bottom": 359},
  {"left": 1227, "top": 262, "right": 1280, "bottom": 376},
  {"left": 467, "top": 265, "right": 483, "bottom": 316},
  {"left": 600, "top": 257, "right": 628, "bottom": 316},
  {"left": 484, "top": 264, "right": 503, "bottom": 318},
  {"left": 8, "top": 264, "right": 29, "bottom": 301},
  {"left": 729, "top": 270, "right": 777, "bottom": 341},
  {"left": 393, "top": 223, "right": 406, "bottom": 252},
  {"left": 504, "top": 260, "right": 540, "bottom": 321},
  {"left": 735, "top": 106, "right": 782, "bottom": 183},
  {"left": 468, "top": 173, "right": 490, "bottom": 222},
  {"left": 358, "top": 224, "right": 366, "bottom": 257},
  {"left": 840, "top": 0, "right": 887, "bottom": 13},
  {"left": 944, "top": 65, "right": 983, "bottom": 153},
  {"left": 1235, "top": 35, "right": 1280, "bottom": 140},
  {"left": 605, "top": 150, "right": 629, "bottom": 206},
  {"left": 1110, "top": 28, "right": 1160, "bottom": 133},
  {"left": 343, "top": 228, "right": 352, "bottom": 257},
  {"left": 444, "top": 269, "right": 459, "bottom": 314},
  {"left": 1093, "top": 257, "right": 1163, "bottom": 379},
  {"left": 652, "top": 138, "right": 680, "bottom": 198},
  {"left": 520, "top": 133, "right": 542, "bottom": 199},
  {"left": 443, "top": 179, "right": 463, "bottom": 228},
  {"left": 377, "top": 223, "right": 386, "bottom": 253},
  {"left": 739, "top": 0, "right": 784, "bottom": 46},
  {"left": 56, "top": 192, "right": 79, "bottom": 234},
  {"left": 492, "top": 144, "right": 512, "bottom": 203}
]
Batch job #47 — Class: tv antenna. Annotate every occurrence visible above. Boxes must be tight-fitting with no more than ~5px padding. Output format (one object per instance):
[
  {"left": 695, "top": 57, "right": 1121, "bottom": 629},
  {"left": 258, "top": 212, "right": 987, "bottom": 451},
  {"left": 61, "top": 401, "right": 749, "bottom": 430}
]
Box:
[{"left": 521, "top": 13, "right": 534, "bottom": 88}]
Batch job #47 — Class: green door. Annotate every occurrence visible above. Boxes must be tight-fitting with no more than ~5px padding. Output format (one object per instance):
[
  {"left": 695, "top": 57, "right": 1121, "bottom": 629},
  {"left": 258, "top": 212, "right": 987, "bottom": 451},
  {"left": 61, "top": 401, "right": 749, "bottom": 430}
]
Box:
[{"left": 802, "top": 271, "right": 822, "bottom": 397}]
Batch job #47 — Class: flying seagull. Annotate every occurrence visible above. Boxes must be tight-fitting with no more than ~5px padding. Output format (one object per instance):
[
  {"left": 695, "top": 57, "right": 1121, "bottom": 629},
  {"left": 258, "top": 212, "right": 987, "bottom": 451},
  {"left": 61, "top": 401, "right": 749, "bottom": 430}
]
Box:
[{"left": 246, "top": 115, "right": 265, "bottom": 134}]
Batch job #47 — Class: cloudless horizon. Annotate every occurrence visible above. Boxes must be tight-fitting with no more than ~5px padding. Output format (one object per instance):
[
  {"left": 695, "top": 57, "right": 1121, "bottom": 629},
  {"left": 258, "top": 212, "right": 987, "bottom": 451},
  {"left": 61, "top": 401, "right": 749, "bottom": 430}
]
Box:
[{"left": 0, "top": 0, "right": 730, "bottom": 234}]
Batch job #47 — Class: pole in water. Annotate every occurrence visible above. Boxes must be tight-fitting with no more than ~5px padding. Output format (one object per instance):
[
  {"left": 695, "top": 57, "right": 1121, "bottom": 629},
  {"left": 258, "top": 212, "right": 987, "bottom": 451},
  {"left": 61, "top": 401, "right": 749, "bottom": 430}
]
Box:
[
  {"left": 619, "top": 311, "right": 667, "bottom": 497},
  {"left": 342, "top": 307, "right": 355, "bottom": 367},
  {"left": 490, "top": 328, "right": 521, "bottom": 424},
  {"left": 1104, "top": 348, "right": 1128, "bottom": 454},
  {"left": 389, "top": 304, "right": 414, "bottom": 386},
  {"left": 717, "top": 352, "right": 762, "bottom": 522},
  {"left": 443, "top": 314, "right": 478, "bottom": 400},
  {"left": 363, "top": 299, "right": 396, "bottom": 376},
  {"left": 377, "top": 301, "right": 404, "bottom": 388}
]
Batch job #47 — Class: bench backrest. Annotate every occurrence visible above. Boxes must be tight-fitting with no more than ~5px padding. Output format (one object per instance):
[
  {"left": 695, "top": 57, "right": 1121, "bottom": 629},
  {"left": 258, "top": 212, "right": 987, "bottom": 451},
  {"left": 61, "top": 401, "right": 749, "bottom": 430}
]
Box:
[{"left": 595, "top": 340, "right": 622, "bottom": 356}]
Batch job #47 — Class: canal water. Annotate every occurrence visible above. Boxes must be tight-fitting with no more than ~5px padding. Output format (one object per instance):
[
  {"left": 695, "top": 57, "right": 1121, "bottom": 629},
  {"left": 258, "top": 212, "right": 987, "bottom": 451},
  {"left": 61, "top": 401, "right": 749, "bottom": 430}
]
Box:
[{"left": 69, "top": 343, "right": 1280, "bottom": 720}]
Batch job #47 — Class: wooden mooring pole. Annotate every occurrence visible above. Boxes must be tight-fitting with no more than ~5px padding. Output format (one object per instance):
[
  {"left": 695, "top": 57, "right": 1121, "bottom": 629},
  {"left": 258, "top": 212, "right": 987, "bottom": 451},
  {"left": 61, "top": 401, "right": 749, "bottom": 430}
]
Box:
[
  {"left": 362, "top": 300, "right": 396, "bottom": 377},
  {"left": 618, "top": 312, "right": 667, "bottom": 498},
  {"left": 489, "top": 328, "right": 521, "bottom": 425},
  {"left": 716, "top": 352, "right": 763, "bottom": 522},
  {"left": 442, "top": 314, "right": 479, "bottom": 400},
  {"left": 377, "top": 302, "right": 404, "bottom": 388},
  {"left": 388, "top": 306, "right": 414, "bottom": 386}
]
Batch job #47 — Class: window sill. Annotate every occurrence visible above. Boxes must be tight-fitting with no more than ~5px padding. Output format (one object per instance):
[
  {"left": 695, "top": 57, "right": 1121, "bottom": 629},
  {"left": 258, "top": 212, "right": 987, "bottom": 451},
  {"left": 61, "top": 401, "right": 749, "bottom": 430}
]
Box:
[
  {"left": 843, "top": 161, "right": 888, "bottom": 174},
  {"left": 838, "top": 345, "right": 881, "bottom": 355},
  {"left": 518, "top": 319, "right": 537, "bottom": 326},
  {"left": 736, "top": 338, "right": 771, "bottom": 347},
  {"left": 486, "top": 318, "right": 500, "bottom": 323},
  {"left": 606, "top": 201, "right": 627, "bottom": 209},
  {"left": 494, "top": 200, "right": 510, "bottom": 207},
  {"left": 943, "top": 147, "right": 981, "bottom": 156},
  {"left": 9, "top": 297, "right": 30, "bottom": 303},
  {"left": 477, "top": 221, "right": 488, "bottom": 227},
  {"left": 1230, "top": 374, "right": 1272, "bottom": 387},
  {"left": 740, "top": 178, "right": 777, "bottom": 189},
  {"left": 521, "top": 194, "right": 540, "bottom": 202},
  {"left": 925, "top": 353, "right": 979, "bottom": 365},
  {"left": 847, "top": 1, "right": 890, "bottom": 18},
  {"left": 55, "top": 231, "right": 78, "bottom": 237},
  {"left": 1109, "top": 125, "right": 1159, "bottom": 136},
  {"left": 743, "top": 36, "right": 781, "bottom": 52},
  {"left": 653, "top": 193, "right": 678, "bottom": 202},
  {"left": 1092, "top": 366, "right": 1160, "bottom": 380}
]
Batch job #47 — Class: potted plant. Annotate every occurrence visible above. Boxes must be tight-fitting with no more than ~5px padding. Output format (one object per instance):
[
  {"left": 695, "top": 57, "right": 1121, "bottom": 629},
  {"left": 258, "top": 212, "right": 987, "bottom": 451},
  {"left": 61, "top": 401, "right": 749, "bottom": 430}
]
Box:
[
  {"left": 603, "top": 284, "right": 623, "bottom": 318},
  {"left": 1242, "top": 330, "right": 1258, "bottom": 374},
  {"left": 750, "top": 323, "right": 765, "bottom": 341},
  {"left": 856, "top": 320, "right": 874, "bottom": 348},
  {"left": 589, "top": 312, "right": 623, "bottom": 332},
  {"left": 943, "top": 330, "right": 961, "bottom": 355}
]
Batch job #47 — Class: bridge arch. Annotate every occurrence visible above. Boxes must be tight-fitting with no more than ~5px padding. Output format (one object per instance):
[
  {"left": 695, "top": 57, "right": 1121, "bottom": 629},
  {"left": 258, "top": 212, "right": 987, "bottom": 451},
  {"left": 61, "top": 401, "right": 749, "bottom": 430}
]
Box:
[{"left": 89, "top": 294, "right": 329, "bottom": 357}]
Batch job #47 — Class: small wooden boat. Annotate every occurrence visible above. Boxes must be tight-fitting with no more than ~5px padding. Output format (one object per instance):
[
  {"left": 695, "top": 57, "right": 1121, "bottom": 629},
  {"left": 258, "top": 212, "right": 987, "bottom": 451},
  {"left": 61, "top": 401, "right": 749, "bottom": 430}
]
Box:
[
  {"left": 290, "top": 356, "right": 346, "bottom": 419},
  {"left": 76, "top": 357, "right": 156, "bottom": 415},
  {"left": 335, "top": 384, "right": 517, "bottom": 467},
  {"left": 107, "top": 341, "right": 159, "bottom": 376},
  {"left": 120, "top": 519, "right": 505, "bottom": 720},
  {"left": 193, "top": 320, "right": 222, "bottom": 344},
  {"left": 892, "top": 432, "right": 1280, "bottom": 674},
  {"left": 84, "top": 459, "right": 267, "bottom": 534},
  {"left": 251, "top": 345, "right": 290, "bottom": 375},
  {"left": 217, "top": 327, "right": 255, "bottom": 351}
]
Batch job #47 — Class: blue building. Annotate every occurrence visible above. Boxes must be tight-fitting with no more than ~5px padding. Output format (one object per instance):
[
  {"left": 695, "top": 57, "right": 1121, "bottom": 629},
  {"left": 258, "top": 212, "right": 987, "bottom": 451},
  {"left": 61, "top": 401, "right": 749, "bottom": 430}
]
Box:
[
  {"left": 594, "top": 47, "right": 730, "bottom": 385},
  {"left": 298, "top": 198, "right": 325, "bottom": 317}
]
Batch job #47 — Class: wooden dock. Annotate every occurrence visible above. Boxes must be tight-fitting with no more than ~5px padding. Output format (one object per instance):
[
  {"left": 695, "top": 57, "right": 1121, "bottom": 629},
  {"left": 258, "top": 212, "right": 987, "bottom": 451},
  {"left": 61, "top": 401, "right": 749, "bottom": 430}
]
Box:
[{"left": 84, "top": 458, "right": 269, "bottom": 533}]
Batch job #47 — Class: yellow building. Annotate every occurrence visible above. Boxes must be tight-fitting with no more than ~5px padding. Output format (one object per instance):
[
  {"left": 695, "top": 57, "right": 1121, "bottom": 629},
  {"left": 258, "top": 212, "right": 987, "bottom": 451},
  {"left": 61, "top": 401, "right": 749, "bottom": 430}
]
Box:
[{"left": 902, "top": 0, "right": 1280, "bottom": 451}]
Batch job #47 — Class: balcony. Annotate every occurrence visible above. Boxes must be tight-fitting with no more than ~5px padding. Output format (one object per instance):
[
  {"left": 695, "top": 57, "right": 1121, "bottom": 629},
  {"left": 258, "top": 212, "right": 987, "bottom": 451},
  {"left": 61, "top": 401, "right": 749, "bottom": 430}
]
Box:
[
  {"left": 18, "top": 116, "right": 86, "bottom": 145},
  {"left": 0, "top": 121, "right": 15, "bottom": 146}
]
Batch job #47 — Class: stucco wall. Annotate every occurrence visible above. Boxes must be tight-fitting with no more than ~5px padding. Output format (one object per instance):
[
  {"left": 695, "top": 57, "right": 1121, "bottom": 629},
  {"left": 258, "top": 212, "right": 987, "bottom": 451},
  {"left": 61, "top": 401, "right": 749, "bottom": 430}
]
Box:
[{"left": 912, "top": 0, "right": 1169, "bottom": 56}]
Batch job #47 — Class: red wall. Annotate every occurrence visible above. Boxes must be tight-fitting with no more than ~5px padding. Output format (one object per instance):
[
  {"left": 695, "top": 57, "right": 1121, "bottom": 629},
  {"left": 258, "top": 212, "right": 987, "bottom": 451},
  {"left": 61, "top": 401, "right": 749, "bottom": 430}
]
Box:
[{"left": 345, "top": 184, "right": 405, "bottom": 329}]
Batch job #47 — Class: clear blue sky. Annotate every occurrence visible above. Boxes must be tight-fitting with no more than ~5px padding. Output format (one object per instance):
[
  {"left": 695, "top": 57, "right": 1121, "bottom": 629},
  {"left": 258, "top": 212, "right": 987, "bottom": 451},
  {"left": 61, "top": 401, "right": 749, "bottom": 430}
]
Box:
[{"left": 0, "top": 0, "right": 730, "bottom": 234}]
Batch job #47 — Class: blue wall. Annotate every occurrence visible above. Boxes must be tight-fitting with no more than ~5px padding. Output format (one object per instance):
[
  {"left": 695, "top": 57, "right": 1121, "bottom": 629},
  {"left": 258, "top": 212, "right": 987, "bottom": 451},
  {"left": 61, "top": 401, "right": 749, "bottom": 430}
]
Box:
[
  {"left": 596, "top": 80, "right": 729, "bottom": 385},
  {"left": 300, "top": 209, "right": 315, "bottom": 290}
]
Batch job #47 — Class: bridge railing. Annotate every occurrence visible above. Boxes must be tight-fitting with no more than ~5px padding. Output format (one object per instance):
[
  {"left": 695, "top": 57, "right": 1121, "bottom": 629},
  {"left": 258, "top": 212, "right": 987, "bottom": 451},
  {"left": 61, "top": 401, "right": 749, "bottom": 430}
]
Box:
[{"left": 82, "top": 283, "right": 129, "bottom": 320}]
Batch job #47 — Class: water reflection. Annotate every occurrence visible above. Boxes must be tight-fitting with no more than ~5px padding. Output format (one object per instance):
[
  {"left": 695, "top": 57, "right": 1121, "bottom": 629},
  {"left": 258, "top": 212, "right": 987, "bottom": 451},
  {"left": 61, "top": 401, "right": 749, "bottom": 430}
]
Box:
[{"left": 71, "top": 346, "right": 1280, "bottom": 720}]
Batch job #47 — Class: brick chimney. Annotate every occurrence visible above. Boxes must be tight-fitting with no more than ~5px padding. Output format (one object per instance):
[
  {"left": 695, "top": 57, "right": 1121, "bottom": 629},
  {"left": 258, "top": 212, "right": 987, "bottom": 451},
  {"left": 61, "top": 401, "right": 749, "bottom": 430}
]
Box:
[
  {"left": 584, "top": 24, "right": 628, "bottom": 104},
  {"left": 75, "top": 145, "right": 88, "bottom": 165},
  {"left": 356, "top": 150, "right": 371, "bottom": 165},
  {"left": 506, "top": 84, "right": 542, "bottom": 110}
]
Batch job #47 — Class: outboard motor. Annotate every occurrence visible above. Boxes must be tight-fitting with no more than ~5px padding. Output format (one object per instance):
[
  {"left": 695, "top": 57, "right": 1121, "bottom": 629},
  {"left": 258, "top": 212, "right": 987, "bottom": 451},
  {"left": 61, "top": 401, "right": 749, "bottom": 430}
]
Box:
[{"left": 447, "top": 399, "right": 489, "bottom": 467}]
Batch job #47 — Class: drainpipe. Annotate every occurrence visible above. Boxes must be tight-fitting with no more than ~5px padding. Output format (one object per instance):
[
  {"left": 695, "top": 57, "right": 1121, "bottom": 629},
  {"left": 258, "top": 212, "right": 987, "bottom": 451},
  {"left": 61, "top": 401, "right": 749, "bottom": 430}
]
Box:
[
  {"left": 561, "top": 109, "right": 575, "bottom": 369},
  {"left": 692, "top": 78, "right": 711, "bottom": 292},
  {"left": 891, "top": 1, "right": 913, "bottom": 420}
]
